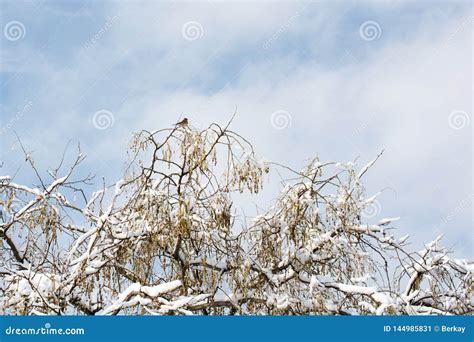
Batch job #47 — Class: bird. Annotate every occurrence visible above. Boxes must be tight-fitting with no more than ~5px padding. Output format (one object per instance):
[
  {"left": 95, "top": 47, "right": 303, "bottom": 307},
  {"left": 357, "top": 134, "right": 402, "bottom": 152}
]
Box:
[{"left": 175, "top": 118, "right": 189, "bottom": 127}]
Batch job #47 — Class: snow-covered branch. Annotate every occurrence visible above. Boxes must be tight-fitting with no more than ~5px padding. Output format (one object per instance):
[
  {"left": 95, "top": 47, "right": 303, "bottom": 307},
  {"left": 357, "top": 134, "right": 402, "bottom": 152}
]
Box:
[{"left": 1, "top": 124, "right": 471, "bottom": 316}]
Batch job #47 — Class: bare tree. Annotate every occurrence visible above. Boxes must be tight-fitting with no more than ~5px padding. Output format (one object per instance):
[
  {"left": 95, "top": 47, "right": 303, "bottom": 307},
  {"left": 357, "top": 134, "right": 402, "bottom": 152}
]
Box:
[{"left": 1, "top": 121, "right": 472, "bottom": 315}]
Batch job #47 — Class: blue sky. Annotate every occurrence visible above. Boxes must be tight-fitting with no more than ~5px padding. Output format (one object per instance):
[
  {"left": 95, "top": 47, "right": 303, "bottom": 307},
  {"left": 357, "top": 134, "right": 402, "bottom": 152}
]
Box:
[{"left": 0, "top": 0, "right": 472, "bottom": 256}]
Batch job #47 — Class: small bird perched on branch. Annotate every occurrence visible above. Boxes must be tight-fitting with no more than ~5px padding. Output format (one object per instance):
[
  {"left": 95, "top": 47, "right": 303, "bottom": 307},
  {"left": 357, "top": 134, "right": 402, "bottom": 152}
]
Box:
[{"left": 175, "top": 118, "right": 188, "bottom": 127}]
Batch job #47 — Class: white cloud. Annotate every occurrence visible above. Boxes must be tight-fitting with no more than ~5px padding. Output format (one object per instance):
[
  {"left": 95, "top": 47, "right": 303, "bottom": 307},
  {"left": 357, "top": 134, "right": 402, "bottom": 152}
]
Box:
[{"left": 1, "top": 2, "right": 472, "bottom": 255}]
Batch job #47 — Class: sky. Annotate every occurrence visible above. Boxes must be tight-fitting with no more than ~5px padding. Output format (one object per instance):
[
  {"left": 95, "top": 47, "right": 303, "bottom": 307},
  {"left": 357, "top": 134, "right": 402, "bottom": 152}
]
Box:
[{"left": 0, "top": 0, "right": 472, "bottom": 257}]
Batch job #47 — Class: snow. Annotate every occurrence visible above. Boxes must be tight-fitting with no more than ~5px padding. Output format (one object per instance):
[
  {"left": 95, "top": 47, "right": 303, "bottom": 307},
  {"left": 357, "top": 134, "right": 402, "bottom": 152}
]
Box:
[
  {"left": 85, "top": 259, "right": 107, "bottom": 275},
  {"left": 276, "top": 294, "right": 289, "bottom": 309},
  {"left": 377, "top": 217, "right": 400, "bottom": 226},
  {"left": 347, "top": 224, "right": 382, "bottom": 233},
  {"left": 3, "top": 270, "right": 60, "bottom": 307},
  {"left": 1, "top": 142, "right": 471, "bottom": 316},
  {"left": 213, "top": 292, "right": 236, "bottom": 303},
  {"left": 295, "top": 248, "right": 310, "bottom": 264},
  {"left": 157, "top": 293, "right": 211, "bottom": 314},
  {"left": 451, "top": 259, "right": 474, "bottom": 274},
  {"left": 357, "top": 154, "right": 382, "bottom": 178},
  {"left": 398, "top": 235, "right": 410, "bottom": 244},
  {"left": 101, "top": 280, "right": 182, "bottom": 315},
  {"left": 330, "top": 283, "right": 376, "bottom": 296},
  {"left": 364, "top": 192, "right": 382, "bottom": 204},
  {"left": 350, "top": 274, "right": 373, "bottom": 283},
  {"left": 114, "top": 179, "right": 125, "bottom": 196},
  {"left": 140, "top": 280, "right": 182, "bottom": 297},
  {"left": 47, "top": 176, "right": 68, "bottom": 192}
]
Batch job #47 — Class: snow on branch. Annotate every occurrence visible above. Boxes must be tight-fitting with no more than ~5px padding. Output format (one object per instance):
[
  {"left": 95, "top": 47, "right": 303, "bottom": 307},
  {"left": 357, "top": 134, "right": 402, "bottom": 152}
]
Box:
[
  {"left": 0, "top": 125, "right": 471, "bottom": 316},
  {"left": 101, "top": 280, "right": 182, "bottom": 315}
]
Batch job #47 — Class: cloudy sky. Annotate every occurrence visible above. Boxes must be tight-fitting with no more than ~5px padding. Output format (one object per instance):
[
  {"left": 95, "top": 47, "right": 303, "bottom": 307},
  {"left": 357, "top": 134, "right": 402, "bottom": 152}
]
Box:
[{"left": 1, "top": 1, "right": 472, "bottom": 256}]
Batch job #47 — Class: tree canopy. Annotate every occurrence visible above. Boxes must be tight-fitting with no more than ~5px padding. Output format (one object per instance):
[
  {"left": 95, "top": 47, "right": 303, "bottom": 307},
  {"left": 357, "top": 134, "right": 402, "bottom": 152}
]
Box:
[{"left": 1, "top": 121, "right": 472, "bottom": 315}]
